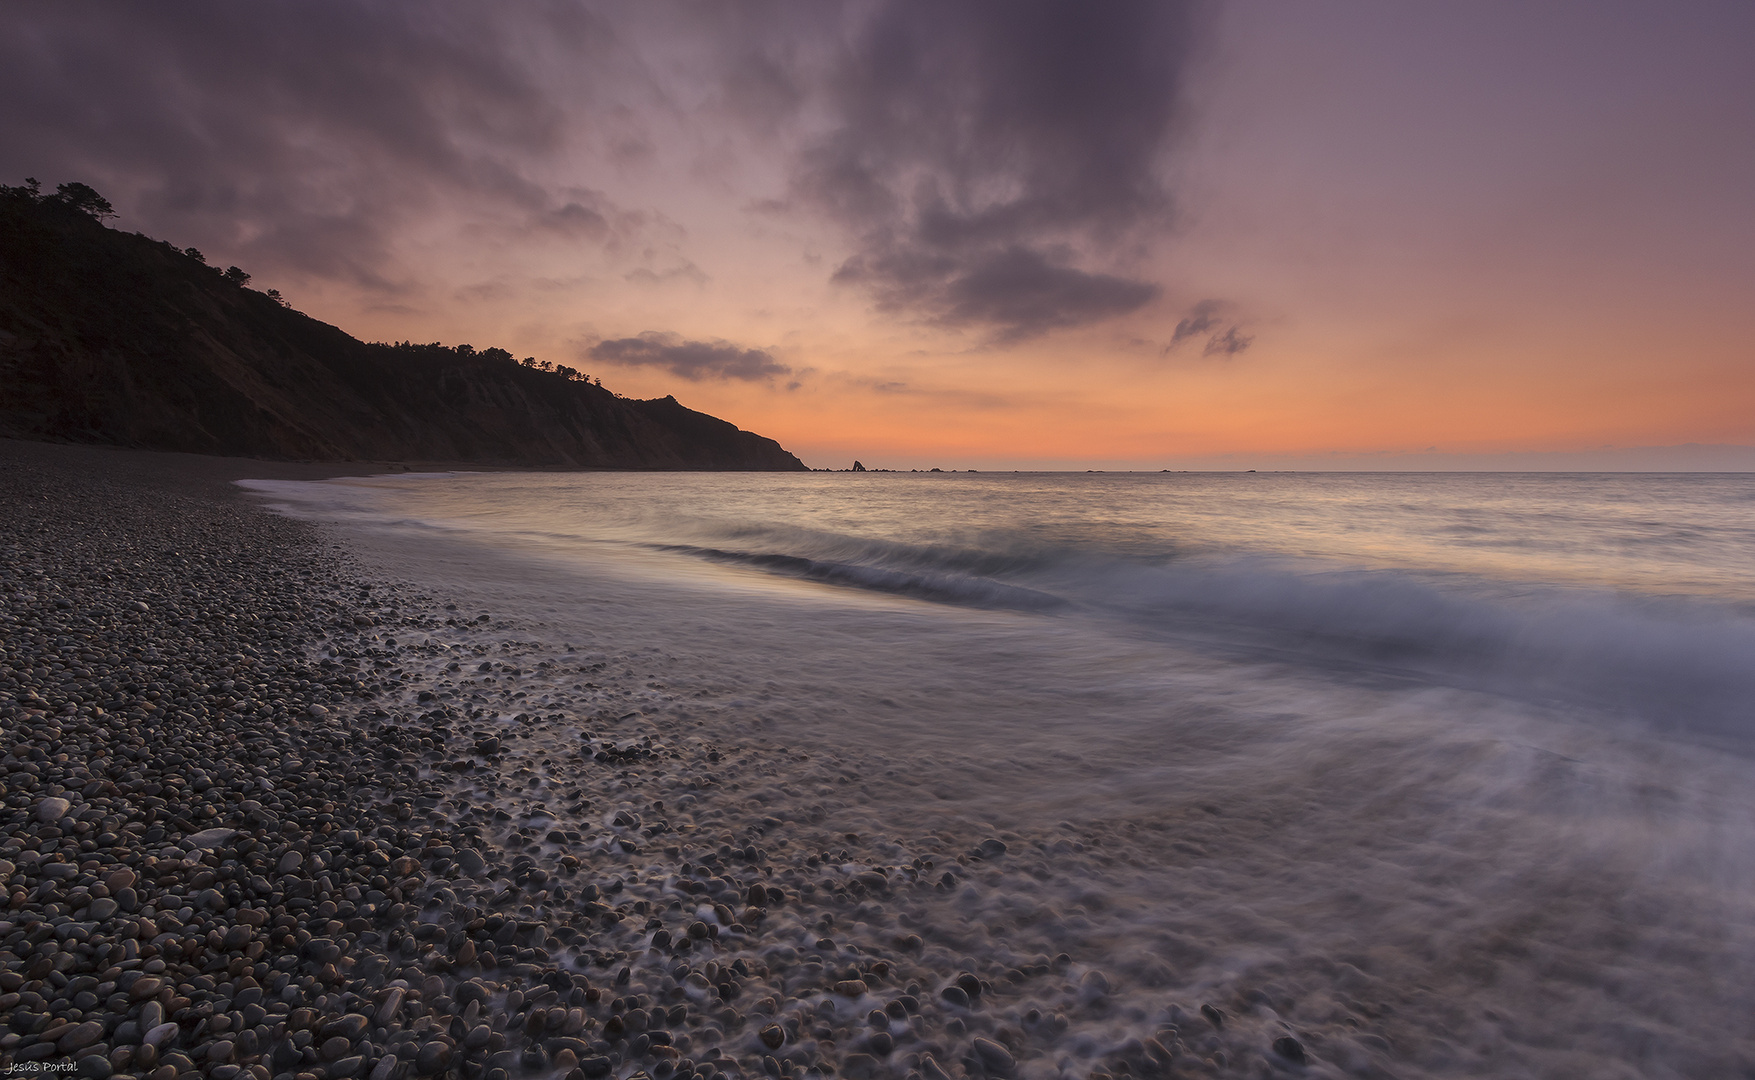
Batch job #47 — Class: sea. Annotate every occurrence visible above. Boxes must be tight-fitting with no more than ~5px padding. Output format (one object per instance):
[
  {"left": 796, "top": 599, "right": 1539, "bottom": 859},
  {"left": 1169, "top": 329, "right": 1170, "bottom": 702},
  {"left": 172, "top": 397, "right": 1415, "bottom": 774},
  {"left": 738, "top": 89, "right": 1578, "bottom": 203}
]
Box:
[{"left": 243, "top": 470, "right": 1755, "bottom": 1077}]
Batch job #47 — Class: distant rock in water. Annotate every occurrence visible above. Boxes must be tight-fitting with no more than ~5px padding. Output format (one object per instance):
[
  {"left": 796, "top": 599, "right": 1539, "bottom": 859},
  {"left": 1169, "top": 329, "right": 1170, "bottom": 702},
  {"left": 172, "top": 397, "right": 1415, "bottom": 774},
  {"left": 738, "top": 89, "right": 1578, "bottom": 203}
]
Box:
[
  {"left": 851, "top": 460, "right": 866, "bottom": 471},
  {"left": 0, "top": 183, "right": 806, "bottom": 470}
]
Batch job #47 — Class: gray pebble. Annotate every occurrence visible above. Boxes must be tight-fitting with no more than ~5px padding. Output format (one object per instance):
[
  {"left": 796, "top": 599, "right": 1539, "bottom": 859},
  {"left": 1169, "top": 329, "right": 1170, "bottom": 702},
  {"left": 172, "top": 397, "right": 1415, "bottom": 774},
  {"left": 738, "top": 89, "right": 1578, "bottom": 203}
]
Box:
[
  {"left": 185, "top": 826, "right": 238, "bottom": 848},
  {"left": 35, "top": 796, "right": 71, "bottom": 822}
]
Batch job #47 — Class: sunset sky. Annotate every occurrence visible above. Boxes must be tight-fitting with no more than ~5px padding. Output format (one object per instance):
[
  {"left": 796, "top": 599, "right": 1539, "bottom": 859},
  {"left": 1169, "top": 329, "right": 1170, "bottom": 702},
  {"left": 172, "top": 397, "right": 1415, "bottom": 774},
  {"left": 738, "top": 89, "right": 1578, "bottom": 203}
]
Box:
[{"left": 4, "top": 2, "right": 1752, "bottom": 469}]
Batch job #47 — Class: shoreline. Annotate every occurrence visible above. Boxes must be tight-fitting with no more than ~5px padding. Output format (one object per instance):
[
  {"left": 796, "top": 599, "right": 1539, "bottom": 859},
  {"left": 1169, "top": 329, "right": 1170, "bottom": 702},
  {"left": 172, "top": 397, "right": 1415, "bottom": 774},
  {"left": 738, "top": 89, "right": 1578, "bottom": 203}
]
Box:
[
  {"left": 0, "top": 441, "right": 1244, "bottom": 1080},
  {"left": 12, "top": 440, "right": 1753, "bottom": 1080}
]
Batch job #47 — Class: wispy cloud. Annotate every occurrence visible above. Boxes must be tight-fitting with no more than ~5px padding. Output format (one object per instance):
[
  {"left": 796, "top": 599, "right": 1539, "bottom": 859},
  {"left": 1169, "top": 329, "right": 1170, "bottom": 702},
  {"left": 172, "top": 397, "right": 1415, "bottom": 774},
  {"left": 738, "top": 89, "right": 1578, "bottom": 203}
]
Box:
[
  {"left": 588, "top": 331, "right": 790, "bottom": 382},
  {"left": 1164, "top": 299, "right": 1252, "bottom": 358}
]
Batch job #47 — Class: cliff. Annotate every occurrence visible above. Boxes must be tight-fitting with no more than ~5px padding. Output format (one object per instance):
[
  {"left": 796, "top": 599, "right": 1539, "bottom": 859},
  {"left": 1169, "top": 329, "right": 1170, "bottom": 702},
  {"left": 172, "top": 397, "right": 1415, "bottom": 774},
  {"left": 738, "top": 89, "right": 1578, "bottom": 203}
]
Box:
[{"left": 0, "top": 187, "right": 807, "bottom": 470}]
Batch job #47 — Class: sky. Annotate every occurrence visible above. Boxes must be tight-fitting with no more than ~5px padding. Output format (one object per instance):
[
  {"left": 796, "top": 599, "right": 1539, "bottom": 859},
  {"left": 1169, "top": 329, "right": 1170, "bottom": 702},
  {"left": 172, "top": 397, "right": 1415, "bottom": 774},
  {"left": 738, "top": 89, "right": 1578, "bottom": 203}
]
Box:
[{"left": 4, "top": 1, "right": 1753, "bottom": 470}]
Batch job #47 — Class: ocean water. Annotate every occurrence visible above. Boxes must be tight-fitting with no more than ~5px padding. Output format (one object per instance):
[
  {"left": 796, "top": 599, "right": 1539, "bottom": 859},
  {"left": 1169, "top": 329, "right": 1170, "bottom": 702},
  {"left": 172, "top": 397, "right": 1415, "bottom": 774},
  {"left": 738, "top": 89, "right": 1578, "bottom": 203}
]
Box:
[{"left": 243, "top": 471, "right": 1755, "bottom": 1077}]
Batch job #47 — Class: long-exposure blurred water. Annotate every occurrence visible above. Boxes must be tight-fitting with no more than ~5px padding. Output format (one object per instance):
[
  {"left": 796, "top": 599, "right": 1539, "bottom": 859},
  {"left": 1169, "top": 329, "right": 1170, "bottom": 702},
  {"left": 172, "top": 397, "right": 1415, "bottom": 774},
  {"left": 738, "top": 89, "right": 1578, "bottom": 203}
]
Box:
[{"left": 245, "top": 471, "right": 1755, "bottom": 1078}]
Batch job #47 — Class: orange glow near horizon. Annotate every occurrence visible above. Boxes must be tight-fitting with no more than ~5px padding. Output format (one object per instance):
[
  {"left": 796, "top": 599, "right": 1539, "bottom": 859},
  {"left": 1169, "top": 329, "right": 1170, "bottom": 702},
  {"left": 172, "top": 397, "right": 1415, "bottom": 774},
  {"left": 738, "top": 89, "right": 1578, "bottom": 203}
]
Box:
[{"left": 14, "top": 4, "right": 1750, "bottom": 470}]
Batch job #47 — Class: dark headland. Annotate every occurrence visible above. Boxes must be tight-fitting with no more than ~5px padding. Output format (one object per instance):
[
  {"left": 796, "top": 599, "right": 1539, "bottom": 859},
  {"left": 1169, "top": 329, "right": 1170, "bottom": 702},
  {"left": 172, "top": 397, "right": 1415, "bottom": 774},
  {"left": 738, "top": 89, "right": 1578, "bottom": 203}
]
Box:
[{"left": 0, "top": 183, "right": 806, "bottom": 471}]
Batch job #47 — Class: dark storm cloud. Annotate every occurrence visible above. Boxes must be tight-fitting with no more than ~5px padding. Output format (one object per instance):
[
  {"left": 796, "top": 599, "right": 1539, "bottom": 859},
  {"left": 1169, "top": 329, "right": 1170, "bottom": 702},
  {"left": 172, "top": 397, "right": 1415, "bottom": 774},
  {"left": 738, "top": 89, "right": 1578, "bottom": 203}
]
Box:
[
  {"left": 0, "top": 1, "right": 1215, "bottom": 338},
  {"left": 785, "top": 0, "right": 1210, "bottom": 340},
  {"left": 837, "top": 246, "right": 1160, "bottom": 341},
  {"left": 0, "top": 1, "right": 623, "bottom": 287},
  {"left": 589, "top": 332, "right": 791, "bottom": 382}
]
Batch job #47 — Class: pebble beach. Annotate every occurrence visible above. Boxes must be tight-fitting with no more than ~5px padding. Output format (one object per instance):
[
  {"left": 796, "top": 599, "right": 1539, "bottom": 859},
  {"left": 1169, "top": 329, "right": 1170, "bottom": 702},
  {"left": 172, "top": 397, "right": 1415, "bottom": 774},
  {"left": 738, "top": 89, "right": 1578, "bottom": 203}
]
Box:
[
  {"left": 10, "top": 443, "right": 1755, "bottom": 1080},
  {"left": 0, "top": 443, "right": 1287, "bottom": 1080}
]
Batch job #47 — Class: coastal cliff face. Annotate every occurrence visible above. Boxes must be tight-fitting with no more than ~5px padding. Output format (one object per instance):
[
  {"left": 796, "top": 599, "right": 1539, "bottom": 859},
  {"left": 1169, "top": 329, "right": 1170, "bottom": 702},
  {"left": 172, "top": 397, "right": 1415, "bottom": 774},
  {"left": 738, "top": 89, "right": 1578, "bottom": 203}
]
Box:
[{"left": 0, "top": 192, "right": 807, "bottom": 469}]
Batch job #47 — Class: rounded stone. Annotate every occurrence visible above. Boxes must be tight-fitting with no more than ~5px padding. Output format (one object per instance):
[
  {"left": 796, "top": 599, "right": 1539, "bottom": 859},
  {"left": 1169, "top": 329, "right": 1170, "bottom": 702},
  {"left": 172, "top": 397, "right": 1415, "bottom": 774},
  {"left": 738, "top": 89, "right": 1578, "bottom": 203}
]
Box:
[
  {"left": 59, "top": 1021, "right": 106, "bottom": 1051},
  {"left": 185, "top": 828, "right": 237, "bottom": 849},
  {"left": 415, "top": 1042, "right": 452, "bottom": 1075},
  {"left": 972, "top": 1038, "right": 1014, "bottom": 1074},
  {"left": 1273, "top": 1036, "right": 1307, "bottom": 1064},
  {"left": 36, "top": 797, "right": 72, "bottom": 823}
]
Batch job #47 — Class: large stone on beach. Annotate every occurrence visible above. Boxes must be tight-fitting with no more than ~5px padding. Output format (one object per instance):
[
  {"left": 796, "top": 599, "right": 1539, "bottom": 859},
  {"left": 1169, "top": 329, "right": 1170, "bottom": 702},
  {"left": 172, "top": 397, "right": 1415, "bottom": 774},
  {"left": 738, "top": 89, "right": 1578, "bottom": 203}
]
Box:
[
  {"left": 58, "top": 1021, "right": 105, "bottom": 1052},
  {"left": 972, "top": 1038, "right": 1015, "bottom": 1074},
  {"left": 1273, "top": 1036, "right": 1307, "bottom": 1063},
  {"left": 36, "top": 797, "right": 71, "bottom": 822},
  {"left": 322, "top": 1014, "right": 370, "bottom": 1043},
  {"left": 415, "top": 1041, "right": 453, "bottom": 1074}
]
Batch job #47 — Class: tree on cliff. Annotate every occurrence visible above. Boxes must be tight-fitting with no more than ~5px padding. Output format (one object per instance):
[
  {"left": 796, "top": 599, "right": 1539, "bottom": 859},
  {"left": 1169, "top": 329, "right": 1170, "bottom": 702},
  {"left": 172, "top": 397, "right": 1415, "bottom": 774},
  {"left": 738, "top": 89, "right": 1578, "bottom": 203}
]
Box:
[
  {"left": 1, "top": 178, "right": 116, "bottom": 220},
  {"left": 52, "top": 182, "right": 115, "bottom": 219}
]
